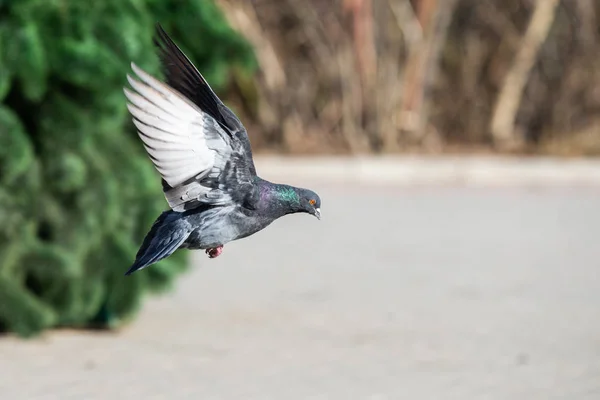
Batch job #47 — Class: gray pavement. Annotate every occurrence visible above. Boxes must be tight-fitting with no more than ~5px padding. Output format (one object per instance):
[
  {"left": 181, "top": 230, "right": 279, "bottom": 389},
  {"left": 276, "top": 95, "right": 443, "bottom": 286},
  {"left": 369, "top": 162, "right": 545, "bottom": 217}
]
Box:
[{"left": 1, "top": 164, "right": 600, "bottom": 399}]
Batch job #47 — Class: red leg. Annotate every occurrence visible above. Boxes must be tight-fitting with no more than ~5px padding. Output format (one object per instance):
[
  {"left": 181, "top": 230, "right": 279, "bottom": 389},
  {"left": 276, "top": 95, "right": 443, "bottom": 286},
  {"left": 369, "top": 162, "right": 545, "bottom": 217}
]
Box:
[{"left": 205, "top": 245, "right": 223, "bottom": 258}]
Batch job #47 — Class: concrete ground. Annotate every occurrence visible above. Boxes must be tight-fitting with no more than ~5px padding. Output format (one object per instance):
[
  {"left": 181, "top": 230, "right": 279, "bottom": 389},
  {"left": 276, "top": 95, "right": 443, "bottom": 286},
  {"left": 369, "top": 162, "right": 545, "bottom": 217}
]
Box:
[{"left": 1, "top": 157, "right": 600, "bottom": 399}]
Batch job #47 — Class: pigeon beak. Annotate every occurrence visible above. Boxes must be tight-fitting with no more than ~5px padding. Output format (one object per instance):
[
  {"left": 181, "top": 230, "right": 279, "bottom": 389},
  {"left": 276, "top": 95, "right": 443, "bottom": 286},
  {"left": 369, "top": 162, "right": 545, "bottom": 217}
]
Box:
[{"left": 314, "top": 208, "right": 321, "bottom": 220}]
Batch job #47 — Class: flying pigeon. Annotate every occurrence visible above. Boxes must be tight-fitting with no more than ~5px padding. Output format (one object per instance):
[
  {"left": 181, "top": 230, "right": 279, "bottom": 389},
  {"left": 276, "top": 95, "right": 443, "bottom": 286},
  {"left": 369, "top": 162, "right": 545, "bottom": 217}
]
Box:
[{"left": 122, "top": 24, "right": 321, "bottom": 275}]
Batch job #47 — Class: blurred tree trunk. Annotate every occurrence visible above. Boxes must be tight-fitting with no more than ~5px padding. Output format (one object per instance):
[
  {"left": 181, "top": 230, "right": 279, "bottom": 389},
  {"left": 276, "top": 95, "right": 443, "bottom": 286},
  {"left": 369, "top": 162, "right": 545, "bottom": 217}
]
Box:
[
  {"left": 490, "top": 0, "right": 561, "bottom": 149},
  {"left": 344, "top": 0, "right": 377, "bottom": 86},
  {"left": 393, "top": 0, "right": 457, "bottom": 150}
]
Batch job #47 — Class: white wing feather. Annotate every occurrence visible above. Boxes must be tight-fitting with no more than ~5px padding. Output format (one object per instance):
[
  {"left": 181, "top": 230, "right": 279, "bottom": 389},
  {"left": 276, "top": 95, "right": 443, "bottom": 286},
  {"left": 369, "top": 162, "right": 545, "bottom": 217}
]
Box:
[{"left": 123, "top": 62, "right": 215, "bottom": 187}]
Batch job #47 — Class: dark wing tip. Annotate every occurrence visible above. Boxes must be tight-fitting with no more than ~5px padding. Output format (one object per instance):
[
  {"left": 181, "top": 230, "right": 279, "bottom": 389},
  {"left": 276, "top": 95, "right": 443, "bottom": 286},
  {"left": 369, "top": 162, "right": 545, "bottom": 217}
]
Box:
[
  {"left": 151, "top": 22, "right": 225, "bottom": 123},
  {"left": 155, "top": 21, "right": 166, "bottom": 36},
  {"left": 153, "top": 22, "right": 174, "bottom": 55},
  {"left": 152, "top": 22, "right": 207, "bottom": 83}
]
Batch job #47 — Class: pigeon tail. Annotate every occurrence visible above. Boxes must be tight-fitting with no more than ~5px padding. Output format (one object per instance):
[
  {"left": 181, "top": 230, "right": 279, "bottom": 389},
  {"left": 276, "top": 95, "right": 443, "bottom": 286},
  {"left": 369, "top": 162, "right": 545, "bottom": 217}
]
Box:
[{"left": 125, "top": 211, "right": 190, "bottom": 275}]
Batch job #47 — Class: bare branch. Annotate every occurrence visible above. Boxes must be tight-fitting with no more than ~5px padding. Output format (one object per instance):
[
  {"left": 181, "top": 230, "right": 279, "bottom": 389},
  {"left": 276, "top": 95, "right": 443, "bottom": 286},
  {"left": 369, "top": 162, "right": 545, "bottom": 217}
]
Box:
[{"left": 490, "top": 0, "right": 562, "bottom": 148}]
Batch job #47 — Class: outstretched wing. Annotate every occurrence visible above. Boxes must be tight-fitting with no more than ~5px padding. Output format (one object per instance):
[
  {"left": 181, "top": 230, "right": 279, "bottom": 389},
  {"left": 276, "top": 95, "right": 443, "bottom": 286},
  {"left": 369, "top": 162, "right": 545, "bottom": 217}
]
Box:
[
  {"left": 153, "top": 23, "right": 257, "bottom": 176},
  {"left": 124, "top": 63, "right": 256, "bottom": 212}
]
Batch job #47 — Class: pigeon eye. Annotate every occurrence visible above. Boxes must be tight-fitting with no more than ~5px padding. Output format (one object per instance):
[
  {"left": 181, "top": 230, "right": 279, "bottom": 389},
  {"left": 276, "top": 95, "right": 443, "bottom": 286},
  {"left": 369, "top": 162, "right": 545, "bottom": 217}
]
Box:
[{"left": 309, "top": 199, "right": 316, "bottom": 206}]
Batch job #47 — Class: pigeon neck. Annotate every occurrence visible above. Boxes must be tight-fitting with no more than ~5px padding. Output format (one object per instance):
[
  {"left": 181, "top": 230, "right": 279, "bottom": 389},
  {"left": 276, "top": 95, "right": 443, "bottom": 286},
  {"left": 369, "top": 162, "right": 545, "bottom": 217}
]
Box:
[{"left": 257, "top": 179, "right": 304, "bottom": 217}]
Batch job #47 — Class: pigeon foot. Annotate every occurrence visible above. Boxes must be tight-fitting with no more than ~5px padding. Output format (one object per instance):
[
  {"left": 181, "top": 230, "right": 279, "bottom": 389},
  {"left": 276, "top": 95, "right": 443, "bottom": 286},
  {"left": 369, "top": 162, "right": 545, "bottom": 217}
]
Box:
[{"left": 206, "top": 246, "right": 223, "bottom": 258}]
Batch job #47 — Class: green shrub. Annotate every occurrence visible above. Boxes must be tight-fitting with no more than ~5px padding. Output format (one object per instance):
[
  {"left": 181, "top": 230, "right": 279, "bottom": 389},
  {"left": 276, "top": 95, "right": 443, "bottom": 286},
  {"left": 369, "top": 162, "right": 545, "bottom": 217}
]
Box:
[{"left": 0, "top": 0, "right": 256, "bottom": 337}]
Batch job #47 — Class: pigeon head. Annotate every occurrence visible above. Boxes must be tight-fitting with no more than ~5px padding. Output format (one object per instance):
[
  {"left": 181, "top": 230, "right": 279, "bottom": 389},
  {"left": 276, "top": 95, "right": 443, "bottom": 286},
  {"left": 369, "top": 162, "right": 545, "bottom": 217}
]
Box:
[
  {"left": 269, "top": 184, "right": 321, "bottom": 220},
  {"left": 296, "top": 188, "right": 321, "bottom": 220}
]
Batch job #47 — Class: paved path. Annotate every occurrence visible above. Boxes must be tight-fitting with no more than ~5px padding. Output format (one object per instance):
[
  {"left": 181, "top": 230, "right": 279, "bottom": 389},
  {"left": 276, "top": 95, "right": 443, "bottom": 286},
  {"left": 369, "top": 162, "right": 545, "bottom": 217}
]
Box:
[
  {"left": 253, "top": 155, "right": 600, "bottom": 186},
  {"left": 1, "top": 175, "right": 600, "bottom": 398}
]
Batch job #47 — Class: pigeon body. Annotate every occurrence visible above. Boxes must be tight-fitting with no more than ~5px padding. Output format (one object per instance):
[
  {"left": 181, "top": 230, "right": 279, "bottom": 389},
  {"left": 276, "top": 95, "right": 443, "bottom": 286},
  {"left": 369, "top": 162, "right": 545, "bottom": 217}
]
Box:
[{"left": 123, "top": 25, "right": 321, "bottom": 275}]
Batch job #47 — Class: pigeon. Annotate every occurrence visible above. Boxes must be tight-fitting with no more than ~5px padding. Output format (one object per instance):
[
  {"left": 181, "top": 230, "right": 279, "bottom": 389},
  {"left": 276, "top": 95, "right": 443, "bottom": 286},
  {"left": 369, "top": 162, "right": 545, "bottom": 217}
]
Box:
[{"left": 122, "top": 24, "right": 321, "bottom": 275}]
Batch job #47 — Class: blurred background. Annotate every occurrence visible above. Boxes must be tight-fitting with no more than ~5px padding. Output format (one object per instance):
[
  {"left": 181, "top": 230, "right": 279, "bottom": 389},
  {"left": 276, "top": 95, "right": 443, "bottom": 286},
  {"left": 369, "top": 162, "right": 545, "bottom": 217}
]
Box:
[{"left": 1, "top": 0, "right": 600, "bottom": 398}]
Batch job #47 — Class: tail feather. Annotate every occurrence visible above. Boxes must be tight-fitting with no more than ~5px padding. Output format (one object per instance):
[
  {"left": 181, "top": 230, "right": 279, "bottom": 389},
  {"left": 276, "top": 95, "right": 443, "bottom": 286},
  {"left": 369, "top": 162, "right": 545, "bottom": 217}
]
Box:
[{"left": 125, "top": 211, "right": 190, "bottom": 275}]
